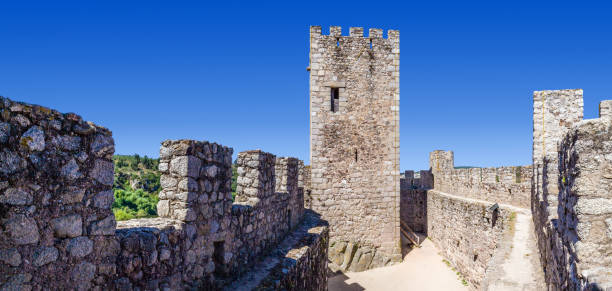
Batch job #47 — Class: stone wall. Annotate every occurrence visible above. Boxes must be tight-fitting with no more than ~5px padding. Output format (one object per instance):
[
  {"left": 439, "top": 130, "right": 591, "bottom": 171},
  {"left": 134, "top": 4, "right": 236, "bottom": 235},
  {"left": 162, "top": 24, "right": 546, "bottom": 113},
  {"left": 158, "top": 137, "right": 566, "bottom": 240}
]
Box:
[
  {"left": 399, "top": 188, "right": 427, "bottom": 233},
  {"left": 430, "top": 150, "right": 532, "bottom": 209},
  {"left": 0, "top": 96, "right": 116, "bottom": 290},
  {"left": 529, "top": 91, "right": 612, "bottom": 290},
  {"left": 399, "top": 171, "right": 429, "bottom": 233},
  {"left": 309, "top": 25, "right": 401, "bottom": 272},
  {"left": 0, "top": 96, "right": 329, "bottom": 290},
  {"left": 556, "top": 116, "right": 612, "bottom": 290},
  {"left": 530, "top": 89, "right": 585, "bottom": 289},
  {"left": 427, "top": 190, "right": 514, "bottom": 290}
]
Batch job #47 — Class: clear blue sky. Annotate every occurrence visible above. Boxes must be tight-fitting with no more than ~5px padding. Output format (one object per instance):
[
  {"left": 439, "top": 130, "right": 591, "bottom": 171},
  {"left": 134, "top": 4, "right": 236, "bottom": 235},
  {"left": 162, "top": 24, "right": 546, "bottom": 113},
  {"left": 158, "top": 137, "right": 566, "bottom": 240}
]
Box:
[{"left": 1, "top": 1, "right": 611, "bottom": 170}]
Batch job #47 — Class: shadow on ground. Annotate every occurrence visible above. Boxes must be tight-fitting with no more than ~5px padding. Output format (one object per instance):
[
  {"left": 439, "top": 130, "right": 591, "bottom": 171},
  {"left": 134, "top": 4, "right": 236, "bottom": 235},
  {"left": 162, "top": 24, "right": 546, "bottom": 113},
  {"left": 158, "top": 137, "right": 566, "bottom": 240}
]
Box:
[{"left": 328, "top": 269, "right": 366, "bottom": 291}]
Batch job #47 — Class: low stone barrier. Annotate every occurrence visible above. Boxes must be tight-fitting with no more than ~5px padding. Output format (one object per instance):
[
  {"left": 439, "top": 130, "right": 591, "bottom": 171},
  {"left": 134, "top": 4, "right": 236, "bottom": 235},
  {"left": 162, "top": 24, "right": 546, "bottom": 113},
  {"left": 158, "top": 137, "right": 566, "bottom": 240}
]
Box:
[{"left": 427, "top": 190, "right": 515, "bottom": 290}]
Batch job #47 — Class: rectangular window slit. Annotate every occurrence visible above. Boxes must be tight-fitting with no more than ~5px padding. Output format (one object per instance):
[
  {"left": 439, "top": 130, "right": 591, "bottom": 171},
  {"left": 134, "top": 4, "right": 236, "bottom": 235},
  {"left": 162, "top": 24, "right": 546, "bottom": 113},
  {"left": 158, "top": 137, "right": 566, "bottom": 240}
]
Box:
[
  {"left": 355, "top": 149, "right": 358, "bottom": 162},
  {"left": 330, "top": 87, "right": 339, "bottom": 112},
  {"left": 369, "top": 39, "right": 373, "bottom": 49},
  {"left": 336, "top": 38, "right": 340, "bottom": 47}
]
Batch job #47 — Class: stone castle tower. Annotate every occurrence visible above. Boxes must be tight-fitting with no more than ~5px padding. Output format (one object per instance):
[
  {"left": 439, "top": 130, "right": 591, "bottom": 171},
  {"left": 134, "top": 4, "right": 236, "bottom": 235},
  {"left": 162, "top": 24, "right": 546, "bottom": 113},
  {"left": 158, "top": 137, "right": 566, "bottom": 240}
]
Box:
[{"left": 308, "top": 25, "right": 401, "bottom": 270}]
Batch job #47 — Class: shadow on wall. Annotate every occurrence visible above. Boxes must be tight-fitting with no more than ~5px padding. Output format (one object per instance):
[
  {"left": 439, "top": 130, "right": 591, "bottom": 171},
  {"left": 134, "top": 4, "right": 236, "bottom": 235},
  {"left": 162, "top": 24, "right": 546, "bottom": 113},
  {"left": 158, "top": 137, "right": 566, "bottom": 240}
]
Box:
[{"left": 327, "top": 270, "right": 366, "bottom": 291}]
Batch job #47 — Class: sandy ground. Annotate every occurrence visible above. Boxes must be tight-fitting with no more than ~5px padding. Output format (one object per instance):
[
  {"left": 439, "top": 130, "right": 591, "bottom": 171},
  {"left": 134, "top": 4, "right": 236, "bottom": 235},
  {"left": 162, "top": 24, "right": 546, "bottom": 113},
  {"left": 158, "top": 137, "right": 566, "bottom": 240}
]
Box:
[
  {"left": 484, "top": 212, "right": 545, "bottom": 290},
  {"left": 328, "top": 239, "right": 468, "bottom": 291}
]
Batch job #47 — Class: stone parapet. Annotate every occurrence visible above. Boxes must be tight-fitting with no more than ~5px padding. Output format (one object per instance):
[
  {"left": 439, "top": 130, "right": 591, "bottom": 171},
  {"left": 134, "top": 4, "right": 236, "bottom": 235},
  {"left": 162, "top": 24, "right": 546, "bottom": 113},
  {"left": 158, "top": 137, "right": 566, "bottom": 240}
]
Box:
[
  {"left": 0, "top": 96, "right": 328, "bottom": 290},
  {"left": 427, "top": 190, "right": 516, "bottom": 290}
]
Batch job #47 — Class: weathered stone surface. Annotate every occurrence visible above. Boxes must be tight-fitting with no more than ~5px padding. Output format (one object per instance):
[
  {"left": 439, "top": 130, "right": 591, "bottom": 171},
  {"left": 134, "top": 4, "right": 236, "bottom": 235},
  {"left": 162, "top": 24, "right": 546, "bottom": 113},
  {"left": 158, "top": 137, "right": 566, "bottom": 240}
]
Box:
[
  {"left": 6, "top": 214, "right": 39, "bottom": 245},
  {"left": 71, "top": 261, "right": 96, "bottom": 286},
  {"left": 156, "top": 200, "right": 170, "bottom": 217},
  {"left": 1, "top": 273, "right": 32, "bottom": 291},
  {"left": 0, "top": 188, "right": 33, "bottom": 205},
  {"left": 67, "top": 237, "right": 94, "bottom": 258},
  {"left": 53, "top": 135, "right": 81, "bottom": 151},
  {"left": 61, "top": 187, "right": 85, "bottom": 204},
  {"left": 0, "top": 149, "right": 24, "bottom": 175},
  {"left": 93, "top": 190, "right": 113, "bottom": 209},
  {"left": 20, "top": 126, "right": 45, "bottom": 151},
  {"left": 170, "top": 155, "right": 200, "bottom": 178},
  {"left": 90, "top": 159, "right": 114, "bottom": 185},
  {"left": 0, "top": 122, "right": 9, "bottom": 143},
  {"left": 0, "top": 248, "right": 22, "bottom": 267},
  {"left": 89, "top": 215, "right": 116, "bottom": 235},
  {"left": 51, "top": 214, "right": 83, "bottom": 238},
  {"left": 61, "top": 158, "right": 82, "bottom": 180},
  {"left": 90, "top": 134, "right": 114, "bottom": 157},
  {"left": 32, "top": 246, "right": 59, "bottom": 266},
  {"left": 202, "top": 165, "right": 218, "bottom": 178}
]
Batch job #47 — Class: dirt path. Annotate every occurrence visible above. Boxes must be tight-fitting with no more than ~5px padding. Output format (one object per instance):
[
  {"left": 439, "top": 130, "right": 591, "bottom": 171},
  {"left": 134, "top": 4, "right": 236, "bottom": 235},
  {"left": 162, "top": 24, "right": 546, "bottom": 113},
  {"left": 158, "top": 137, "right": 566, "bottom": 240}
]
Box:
[
  {"left": 483, "top": 212, "right": 546, "bottom": 290},
  {"left": 328, "top": 239, "right": 468, "bottom": 291}
]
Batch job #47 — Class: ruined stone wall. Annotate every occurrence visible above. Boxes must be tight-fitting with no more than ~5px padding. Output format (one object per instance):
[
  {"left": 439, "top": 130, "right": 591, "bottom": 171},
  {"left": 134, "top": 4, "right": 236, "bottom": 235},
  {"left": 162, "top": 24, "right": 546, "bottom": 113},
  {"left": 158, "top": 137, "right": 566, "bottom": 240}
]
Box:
[
  {"left": 0, "top": 96, "right": 117, "bottom": 290},
  {"left": 309, "top": 25, "right": 401, "bottom": 271},
  {"left": 0, "top": 97, "right": 329, "bottom": 290},
  {"left": 430, "top": 150, "right": 532, "bottom": 208},
  {"left": 555, "top": 116, "right": 612, "bottom": 290},
  {"left": 530, "top": 89, "right": 584, "bottom": 289},
  {"left": 427, "top": 190, "right": 514, "bottom": 290}
]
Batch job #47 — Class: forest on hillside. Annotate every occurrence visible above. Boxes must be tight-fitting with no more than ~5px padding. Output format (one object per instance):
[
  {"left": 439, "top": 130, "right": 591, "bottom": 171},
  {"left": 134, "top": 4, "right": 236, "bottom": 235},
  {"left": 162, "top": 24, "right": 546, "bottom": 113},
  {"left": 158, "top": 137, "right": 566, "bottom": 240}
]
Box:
[{"left": 112, "top": 155, "right": 160, "bottom": 220}]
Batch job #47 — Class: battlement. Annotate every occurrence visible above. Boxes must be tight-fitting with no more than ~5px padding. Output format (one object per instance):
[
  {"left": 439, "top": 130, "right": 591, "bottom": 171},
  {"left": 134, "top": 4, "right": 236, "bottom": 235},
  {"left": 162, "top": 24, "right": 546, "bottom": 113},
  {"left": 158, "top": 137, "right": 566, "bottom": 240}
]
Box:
[
  {"left": 310, "top": 25, "right": 399, "bottom": 39},
  {"left": 599, "top": 99, "right": 612, "bottom": 119},
  {"left": 0, "top": 96, "right": 328, "bottom": 290}
]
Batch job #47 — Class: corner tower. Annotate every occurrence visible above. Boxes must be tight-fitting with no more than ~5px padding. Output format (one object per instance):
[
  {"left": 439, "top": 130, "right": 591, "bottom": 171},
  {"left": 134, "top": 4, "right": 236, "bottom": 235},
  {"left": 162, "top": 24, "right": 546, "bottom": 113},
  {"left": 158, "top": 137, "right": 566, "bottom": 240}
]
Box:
[{"left": 309, "top": 26, "right": 401, "bottom": 271}]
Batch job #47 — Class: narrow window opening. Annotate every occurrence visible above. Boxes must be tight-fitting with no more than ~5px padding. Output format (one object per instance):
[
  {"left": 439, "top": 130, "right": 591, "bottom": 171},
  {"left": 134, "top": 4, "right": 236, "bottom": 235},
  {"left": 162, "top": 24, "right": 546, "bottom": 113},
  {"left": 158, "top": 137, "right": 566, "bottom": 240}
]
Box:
[
  {"left": 369, "top": 39, "right": 373, "bottom": 49},
  {"left": 287, "top": 210, "right": 292, "bottom": 230},
  {"left": 473, "top": 254, "right": 478, "bottom": 262},
  {"left": 330, "top": 87, "right": 340, "bottom": 112},
  {"left": 354, "top": 149, "right": 358, "bottom": 162},
  {"left": 336, "top": 38, "right": 340, "bottom": 47},
  {"left": 213, "top": 241, "right": 225, "bottom": 276}
]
